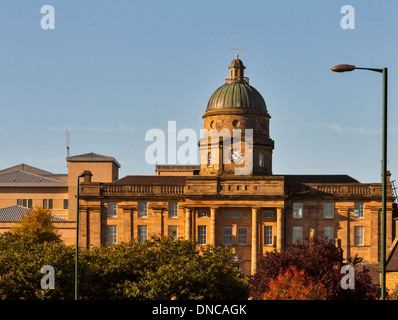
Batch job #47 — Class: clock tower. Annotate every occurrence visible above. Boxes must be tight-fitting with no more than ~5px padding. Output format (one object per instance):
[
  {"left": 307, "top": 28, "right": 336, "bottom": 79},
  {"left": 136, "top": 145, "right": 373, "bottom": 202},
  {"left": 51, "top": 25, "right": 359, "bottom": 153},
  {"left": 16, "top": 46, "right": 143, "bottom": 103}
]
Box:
[{"left": 199, "top": 55, "right": 274, "bottom": 176}]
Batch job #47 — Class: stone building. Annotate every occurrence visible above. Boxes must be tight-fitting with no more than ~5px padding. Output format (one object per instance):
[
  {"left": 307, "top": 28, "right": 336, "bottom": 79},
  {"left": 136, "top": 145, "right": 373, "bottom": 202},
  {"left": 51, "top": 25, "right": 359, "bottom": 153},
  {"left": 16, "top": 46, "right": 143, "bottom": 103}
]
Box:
[{"left": 75, "top": 55, "right": 397, "bottom": 276}]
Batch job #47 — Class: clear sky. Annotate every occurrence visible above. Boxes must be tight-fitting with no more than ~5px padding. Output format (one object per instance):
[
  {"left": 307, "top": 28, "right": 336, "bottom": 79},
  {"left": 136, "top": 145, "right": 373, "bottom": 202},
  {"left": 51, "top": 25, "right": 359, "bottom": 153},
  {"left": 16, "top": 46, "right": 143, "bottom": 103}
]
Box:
[{"left": 0, "top": 0, "right": 397, "bottom": 184}]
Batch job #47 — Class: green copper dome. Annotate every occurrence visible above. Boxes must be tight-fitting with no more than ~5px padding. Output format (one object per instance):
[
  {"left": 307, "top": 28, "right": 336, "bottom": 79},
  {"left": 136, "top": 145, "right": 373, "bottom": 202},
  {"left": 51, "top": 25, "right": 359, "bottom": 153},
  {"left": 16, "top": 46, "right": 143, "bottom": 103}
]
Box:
[
  {"left": 206, "top": 56, "right": 268, "bottom": 112},
  {"left": 206, "top": 82, "right": 267, "bottom": 111}
]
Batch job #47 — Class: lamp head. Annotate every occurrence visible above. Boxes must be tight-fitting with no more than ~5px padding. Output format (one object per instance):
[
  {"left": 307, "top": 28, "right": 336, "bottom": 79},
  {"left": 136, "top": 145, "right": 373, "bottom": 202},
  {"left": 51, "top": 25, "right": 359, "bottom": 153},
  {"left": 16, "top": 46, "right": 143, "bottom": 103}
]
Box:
[{"left": 331, "top": 64, "right": 356, "bottom": 72}]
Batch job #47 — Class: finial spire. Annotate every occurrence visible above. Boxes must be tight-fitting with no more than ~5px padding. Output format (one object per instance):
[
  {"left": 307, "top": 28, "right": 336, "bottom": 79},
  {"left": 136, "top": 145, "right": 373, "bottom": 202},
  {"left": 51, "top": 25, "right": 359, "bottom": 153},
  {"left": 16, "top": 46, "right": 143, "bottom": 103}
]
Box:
[{"left": 230, "top": 41, "right": 245, "bottom": 58}]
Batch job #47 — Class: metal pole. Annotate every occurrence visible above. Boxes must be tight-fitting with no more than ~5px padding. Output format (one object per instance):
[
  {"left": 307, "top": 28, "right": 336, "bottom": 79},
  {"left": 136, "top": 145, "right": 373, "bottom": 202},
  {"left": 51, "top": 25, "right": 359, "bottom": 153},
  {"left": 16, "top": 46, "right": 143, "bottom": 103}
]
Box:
[
  {"left": 75, "top": 177, "right": 80, "bottom": 300},
  {"left": 381, "top": 68, "right": 388, "bottom": 300}
]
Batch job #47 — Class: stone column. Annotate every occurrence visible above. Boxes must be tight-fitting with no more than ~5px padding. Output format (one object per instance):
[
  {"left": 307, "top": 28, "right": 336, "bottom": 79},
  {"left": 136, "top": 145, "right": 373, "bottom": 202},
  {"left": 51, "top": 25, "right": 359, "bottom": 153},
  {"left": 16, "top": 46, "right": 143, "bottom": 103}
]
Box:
[
  {"left": 185, "top": 208, "right": 192, "bottom": 240},
  {"left": 90, "top": 208, "right": 102, "bottom": 248},
  {"left": 251, "top": 208, "right": 258, "bottom": 275},
  {"left": 277, "top": 208, "right": 284, "bottom": 251},
  {"left": 210, "top": 208, "right": 217, "bottom": 245},
  {"left": 337, "top": 208, "right": 351, "bottom": 262}
]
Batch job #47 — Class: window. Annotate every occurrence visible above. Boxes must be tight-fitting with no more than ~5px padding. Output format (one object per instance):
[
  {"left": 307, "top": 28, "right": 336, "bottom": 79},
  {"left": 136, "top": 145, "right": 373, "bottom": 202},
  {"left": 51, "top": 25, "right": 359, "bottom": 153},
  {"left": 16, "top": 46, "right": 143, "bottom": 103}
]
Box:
[
  {"left": 238, "top": 226, "right": 247, "bottom": 245},
  {"left": 354, "top": 203, "right": 364, "bottom": 218},
  {"left": 263, "top": 211, "right": 273, "bottom": 218},
  {"left": 107, "top": 225, "right": 117, "bottom": 244},
  {"left": 230, "top": 210, "right": 240, "bottom": 218},
  {"left": 168, "top": 202, "right": 178, "bottom": 218},
  {"left": 264, "top": 226, "right": 273, "bottom": 245},
  {"left": 242, "top": 211, "right": 247, "bottom": 218},
  {"left": 223, "top": 211, "right": 228, "bottom": 219},
  {"left": 259, "top": 152, "right": 264, "bottom": 167},
  {"left": 42, "top": 199, "right": 53, "bottom": 209},
  {"left": 293, "top": 203, "right": 303, "bottom": 219},
  {"left": 223, "top": 226, "right": 232, "bottom": 245},
  {"left": 354, "top": 226, "right": 364, "bottom": 246},
  {"left": 198, "top": 210, "right": 207, "bottom": 218},
  {"left": 107, "top": 202, "right": 117, "bottom": 217},
  {"left": 138, "top": 225, "right": 148, "bottom": 243},
  {"left": 323, "top": 203, "right": 334, "bottom": 219},
  {"left": 232, "top": 263, "right": 241, "bottom": 272},
  {"left": 323, "top": 226, "right": 334, "bottom": 241},
  {"left": 198, "top": 226, "right": 207, "bottom": 245},
  {"left": 207, "top": 152, "right": 212, "bottom": 167},
  {"left": 293, "top": 226, "right": 303, "bottom": 243},
  {"left": 63, "top": 199, "right": 68, "bottom": 210},
  {"left": 17, "top": 199, "right": 32, "bottom": 208},
  {"left": 168, "top": 225, "right": 178, "bottom": 240},
  {"left": 138, "top": 202, "right": 148, "bottom": 218}
]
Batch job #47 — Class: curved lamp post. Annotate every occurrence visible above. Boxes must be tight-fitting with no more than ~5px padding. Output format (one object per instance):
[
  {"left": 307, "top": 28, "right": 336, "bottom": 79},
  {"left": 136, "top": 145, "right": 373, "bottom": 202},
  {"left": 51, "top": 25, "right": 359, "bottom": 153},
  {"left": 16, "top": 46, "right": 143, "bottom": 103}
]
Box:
[
  {"left": 75, "top": 172, "right": 87, "bottom": 300},
  {"left": 331, "top": 64, "right": 388, "bottom": 300}
]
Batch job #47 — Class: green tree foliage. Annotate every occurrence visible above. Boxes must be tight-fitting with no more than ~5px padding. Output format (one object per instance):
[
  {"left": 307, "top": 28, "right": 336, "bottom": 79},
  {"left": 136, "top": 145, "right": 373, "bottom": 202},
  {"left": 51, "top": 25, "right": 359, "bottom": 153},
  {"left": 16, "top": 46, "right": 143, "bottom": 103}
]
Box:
[
  {"left": 0, "top": 233, "right": 249, "bottom": 300},
  {"left": 12, "top": 206, "right": 61, "bottom": 243},
  {"left": 0, "top": 232, "right": 75, "bottom": 299}
]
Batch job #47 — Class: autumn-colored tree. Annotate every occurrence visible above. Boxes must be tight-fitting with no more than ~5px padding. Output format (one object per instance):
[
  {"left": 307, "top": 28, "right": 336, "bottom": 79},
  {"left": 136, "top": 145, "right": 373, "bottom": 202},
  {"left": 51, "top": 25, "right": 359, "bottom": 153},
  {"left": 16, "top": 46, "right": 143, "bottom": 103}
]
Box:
[
  {"left": 263, "top": 266, "right": 327, "bottom": 300},
  {"left": 250, "top": 234, "right": 380, "bottom": 300},
  {"left": 12, "top": 206, "right": 61, "bottom": 243}
]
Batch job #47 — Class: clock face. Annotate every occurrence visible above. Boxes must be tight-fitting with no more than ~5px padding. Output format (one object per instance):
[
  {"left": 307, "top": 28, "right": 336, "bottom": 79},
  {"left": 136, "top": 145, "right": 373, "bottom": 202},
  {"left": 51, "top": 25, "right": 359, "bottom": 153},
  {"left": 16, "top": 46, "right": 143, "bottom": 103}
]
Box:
[{"left": 229, "top": 148, "right": 242, "bottom": 162}]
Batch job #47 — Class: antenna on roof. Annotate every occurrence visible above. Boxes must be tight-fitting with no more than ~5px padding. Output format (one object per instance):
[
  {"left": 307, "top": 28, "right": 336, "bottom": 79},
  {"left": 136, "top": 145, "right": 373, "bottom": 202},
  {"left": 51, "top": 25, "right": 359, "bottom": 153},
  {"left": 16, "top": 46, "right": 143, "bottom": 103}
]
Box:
[{"left": 66, "top": 128, "right": 70, "bottom": 166}]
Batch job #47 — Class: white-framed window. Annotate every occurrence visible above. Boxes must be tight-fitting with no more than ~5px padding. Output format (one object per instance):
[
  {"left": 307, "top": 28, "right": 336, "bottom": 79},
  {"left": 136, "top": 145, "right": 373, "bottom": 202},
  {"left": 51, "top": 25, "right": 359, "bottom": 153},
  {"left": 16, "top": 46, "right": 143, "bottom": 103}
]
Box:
[
  {"left": 354, "top": 203, "right": 364, "bottom": 218},
  {"left": 137, "top": 225, "right": 147, "bottom": 243},
  {"left": 230, "top": 210, "right": 240, "bottom": 218},
  {"left": 264, "top": 226, "right": 273, "bottom": 245},
  {"left": 107, "top": 225, "right": 117, "bottom": 244},
  {"left": 293, "top": 226, "right": 303, "bottom": 243},
  {"left": 293, "top": 203, "right": 303, "bottom": 219},
  {"left": 168, "top": 202, "right": 178, "bottom": 218},
  {"left": 238, "top": 226, "right": 247, "bottom": 245},
  {"left": 354, "top": 226, "right": 364, "bottom": 246},
  {"left": 323, "top": 203, "right": 334, "bottom": 219},
  {"left": 107, "top": 202, "right": 117, "bottom": 218},
  {"left": 198, "top": 226, "right": 207, "bottom": 245},
  {"left": 198, "top": 210, "right": 207, "bottom": 218},
  {"left": 263, "top": 211, "right": 273, "bottom": 218},
  {"left": 138, "top": 202, "right": 148, "bottom": 218},
  {"left": 259, "top": 152, "right": 264, "bottom": 167},
  {"left": 223, "top": 226, "right": 233, "bottom": 245},
  {"left": 168, "top": 225, "right": 178, "bottom": 240},
  {"left": 323, "top": 226, "right": 334, "bottom": 242}
]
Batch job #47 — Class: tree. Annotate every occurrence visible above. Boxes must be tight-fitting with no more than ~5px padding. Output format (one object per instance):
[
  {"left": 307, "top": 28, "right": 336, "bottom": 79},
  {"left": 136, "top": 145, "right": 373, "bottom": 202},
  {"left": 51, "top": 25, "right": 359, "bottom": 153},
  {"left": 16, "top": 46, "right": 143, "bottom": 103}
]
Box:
[
  {"left": 250, "top": 235, "right": 380, "bottom": 300},
  {"left": 78, "top": 235, "right": 250, "bottom": 300},
  {"left": 263, "top": 266, "right": 327, "bottom": 300},
  {"left": 0, "top": 233, "right": 249, "bottom": 300},
  {"left": 12, "top": 206, "right": 61, "bottom": 243}
]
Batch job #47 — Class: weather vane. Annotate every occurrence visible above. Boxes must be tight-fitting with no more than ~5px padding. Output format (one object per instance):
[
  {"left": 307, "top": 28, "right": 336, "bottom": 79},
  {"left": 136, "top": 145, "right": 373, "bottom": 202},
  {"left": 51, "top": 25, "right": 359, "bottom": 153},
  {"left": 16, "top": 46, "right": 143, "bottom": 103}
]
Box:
[{"left": 230, "top": 41, "right": 245, "bottom": 57}]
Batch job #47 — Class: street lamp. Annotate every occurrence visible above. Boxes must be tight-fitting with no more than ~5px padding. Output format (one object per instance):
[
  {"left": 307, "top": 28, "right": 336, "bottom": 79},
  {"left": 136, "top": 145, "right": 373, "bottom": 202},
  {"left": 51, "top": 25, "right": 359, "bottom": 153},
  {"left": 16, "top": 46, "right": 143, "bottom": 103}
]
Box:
[
  {"left": 75, "top": 172, "right": 87, "bottom": 300},
  {"left": 331, "top": 64, "right": 388, "bottom": 300}
]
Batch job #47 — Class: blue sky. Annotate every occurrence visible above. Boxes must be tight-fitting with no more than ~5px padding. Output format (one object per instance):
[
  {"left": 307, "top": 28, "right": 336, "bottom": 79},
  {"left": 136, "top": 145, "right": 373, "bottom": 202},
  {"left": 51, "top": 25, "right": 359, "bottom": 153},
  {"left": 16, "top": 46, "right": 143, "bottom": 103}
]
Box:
[{"left": 0, "top": 0, "right": 397, "bottom": 184}]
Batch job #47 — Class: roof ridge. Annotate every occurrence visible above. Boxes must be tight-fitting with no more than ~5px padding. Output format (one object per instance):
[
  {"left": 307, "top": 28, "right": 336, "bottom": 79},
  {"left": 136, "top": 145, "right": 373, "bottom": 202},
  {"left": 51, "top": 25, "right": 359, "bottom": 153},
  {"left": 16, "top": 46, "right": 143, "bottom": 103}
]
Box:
[{"left": 0, "top": 170, "right": 63, "bottom": 184}]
